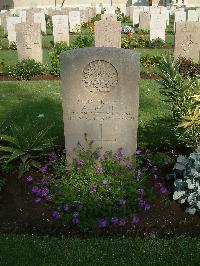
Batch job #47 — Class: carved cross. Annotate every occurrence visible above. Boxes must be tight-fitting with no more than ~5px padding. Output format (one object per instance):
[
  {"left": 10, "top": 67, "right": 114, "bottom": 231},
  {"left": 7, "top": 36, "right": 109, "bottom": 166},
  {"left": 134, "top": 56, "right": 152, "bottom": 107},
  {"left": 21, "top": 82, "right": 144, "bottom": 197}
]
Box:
[{"left": 89, "top": 124, "right": 116, "bottom": 147}]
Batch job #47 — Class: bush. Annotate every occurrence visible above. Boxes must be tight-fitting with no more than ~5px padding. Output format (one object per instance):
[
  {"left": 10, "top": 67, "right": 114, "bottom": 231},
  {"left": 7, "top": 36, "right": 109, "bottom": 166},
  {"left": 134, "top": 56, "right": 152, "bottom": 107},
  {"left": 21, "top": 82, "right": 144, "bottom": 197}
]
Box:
[
  {"left": 0, "top": 59, "right": 5, "bottom": 74},
  {"left": 8, "top": 42, "right": 17, "bottom": 50},
  {"left": 176, "top": 57, "right": 200, "bottom": 78},
  {"left": 121, "top": 34, "right": 148, "bottom": 49},
  {"left": 122, "top": 25, "right": 134, "bottom": 34},
  {"left": 49, "top": 42, "right": 71, "bottom": 76},
  {"left": 158, "top": 54, "right": 199, "bottom": 148},
  {"left": 141, "top": 55, "right": 161, "bottom": 68},
  {"left": 71, "top": 31, "right": 94, "bottom": 48},
  {"left": 148, "top": 38, "right": 165, "bottom": 49},
  {"left": 25, "top": 139, "right": 171, "bottom": 231},
  {"left": 173, "top": 145, "right": 200, "bottom": 214},
  {"left": 9, "top": 59, "right": 46, "bottom": 80}
]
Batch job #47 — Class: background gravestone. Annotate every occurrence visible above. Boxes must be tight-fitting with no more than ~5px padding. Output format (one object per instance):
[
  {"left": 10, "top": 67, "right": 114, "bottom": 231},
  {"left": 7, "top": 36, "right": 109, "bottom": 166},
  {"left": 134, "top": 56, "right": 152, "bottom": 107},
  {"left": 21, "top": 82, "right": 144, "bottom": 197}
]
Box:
[
  {"left": 174, "top": 22, "right": 200, "bottom": 63},
  {"left": 69, "top": 11, "right": 81, "bottom": 33},
  {"left": 139, "top": 12, "right": 150, "bottom": 30},
  {"left": 60, "top": 47, "right": 140, "bottom": 156},
  {"left": 16, "top": 23, "right": 43, "bottom": 63},
  {"left": 95, "top": 17, "right": 121, "bottom": 48},
  {"left": 7, "top": 16, "right": 22, "bottom": 44},
  {"left": 150, "top": 14, "right": 166, "bottom": 41},
  {"left": 52, "top": 15, "right": 69, "bottom": 44}
]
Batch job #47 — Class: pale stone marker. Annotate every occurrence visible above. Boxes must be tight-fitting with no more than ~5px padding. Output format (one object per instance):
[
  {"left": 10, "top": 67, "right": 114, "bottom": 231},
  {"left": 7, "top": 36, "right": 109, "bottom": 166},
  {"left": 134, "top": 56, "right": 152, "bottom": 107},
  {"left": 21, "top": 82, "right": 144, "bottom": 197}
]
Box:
[
  {"left": 16, "top": 23, "right": 43, "bottom": 63},
  {"left": 95, "top": 17, "right": 121, "bottom": 48},
  {"left": 52, "top": 15, "right": 69, "bottom": 44},
  {"left": 60, "top": 47, "right": 140, "bottom": 156},
  {"left": 150, "top": 14, "right": 166, "bottom": 41},
  {"left": 104, "top": 6, "right": 115, "bottom": 15},
  {"left": 174, "top": 22, "right": 200, "bottom": 63},
  {"left": 7, "top": 16, "right": 22, "bottom": 44},
  {"left": 187, "top": 10, "right": 198, "bottom": 22},
  {"left": 139, "top": 12, "right": 150, "bottom": 30},
  {"left": 19, "top": 10, "right": 27, "bottom": 22},
  {"left": 80, "top": 8, "right": 89, "bottom": 23},
  {"left": 69, "top": 11, "right": 81, "bottom": 33},
  {"left": 34, "top": 12, "right": 46, "bottom": 33},
  {"left": 133, "top": 8, "right": 142, "bottom": 25}
]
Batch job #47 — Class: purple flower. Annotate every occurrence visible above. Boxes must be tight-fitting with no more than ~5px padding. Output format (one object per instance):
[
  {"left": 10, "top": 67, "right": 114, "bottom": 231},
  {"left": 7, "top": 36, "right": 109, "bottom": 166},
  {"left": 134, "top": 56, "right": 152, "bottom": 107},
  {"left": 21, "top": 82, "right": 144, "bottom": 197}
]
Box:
[
  {"left": 96, "top": 167, "right": 104, "bottom": 174},
  {"left": 42, "top": 164, "right": 49, "bottom": 173},
  {"left": 52, "top": 210, "right": 60, "bottom": 219},
  {"left": 137, "top": 169, "right": 142, "bottom": 181},
  {"left": 135, "top": 149, "right": 142, "bottom": 155},
  {"left": 137, "top": 199, "right": 146, "bottom": 206},
  {"left": 63, "top": 204, "right": 69, "bottom": 211},
  {"left": 111, "top": 216, "right": 118, "bottom": 224},
  {"left": 72, "top": 218, "right": 79, "bottom": 224},
  {"left": 77, "top": 159, "right": 84, "bottom": 167},
  {"left": 73, "top": 211, "right": 79, "bottom": 218},
  {"left": 137, "top": 188, "right": 145, "bottom": 196},
  {"left": 144, "top": 203, "right": 151, "bottom": 210},
  {"left": 160, "top": 186, "right": 168, "bottom": 194},
  {"left": 102, "top": 179, "right": 108, "bottom": 185},
  {"left": 41, "top": 178, "right": 48, "bottom": 185},
  {"left": 95, "top": 151, "right": 102, "bottom": 159},
  {"left": 132, "top": 215, "right": 140, "bottom": 224},
  {"left": 126, "top": 162, "right": 132, "bottom": 170},
  {"left": 119, "top": 198, "right": 126, "bottom": 206},
  {"left": 118, "top": 218, "right": 126, "bottom": 226},
  {"left": 116, "top": 147, "right": 125, "bottom": 161},
  {"left": 41, "top": 187, "right": 49, "bottom": 196},
  {"left": 35, "top": 197, "right": 42, "bottom": 203},
  {"left": 49, "top": 151, "right": 57, "bottom": 162},
  {"left": 76, "top": 201, "right": 83, "bottom": 209},
  {"left": 32, "top": 186, "right": 40, "bottom": 195},
  {"left": 98, "top": 218, "right": 107, "bottom": 228},
  {"left": 90, "top": 184, "right": 97, "bottom": 192},
  {"left": 26, "top": 175, "right": 33, "bottom": 182},
  {"left": 147, "top": 159, "right": 153, "bottom": 167}
]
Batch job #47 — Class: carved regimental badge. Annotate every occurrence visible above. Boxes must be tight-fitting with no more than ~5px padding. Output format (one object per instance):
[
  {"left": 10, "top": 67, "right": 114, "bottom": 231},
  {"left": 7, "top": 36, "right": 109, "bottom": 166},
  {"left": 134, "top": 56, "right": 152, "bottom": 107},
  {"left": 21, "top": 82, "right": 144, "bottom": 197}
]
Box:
[{"left": 82, "top": 60, "right": 118, "bottom": 93}]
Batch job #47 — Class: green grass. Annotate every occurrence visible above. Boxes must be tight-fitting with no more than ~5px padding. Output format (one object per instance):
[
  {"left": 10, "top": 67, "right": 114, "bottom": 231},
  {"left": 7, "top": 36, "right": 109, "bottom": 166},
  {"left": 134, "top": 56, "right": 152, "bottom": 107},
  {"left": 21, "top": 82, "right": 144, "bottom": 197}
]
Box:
[
  {"left": 0, "top": 79, "right": 176, "bottom": 148},
  {"left": 0, "top": 235, "right": 200, "bottom": 265}
]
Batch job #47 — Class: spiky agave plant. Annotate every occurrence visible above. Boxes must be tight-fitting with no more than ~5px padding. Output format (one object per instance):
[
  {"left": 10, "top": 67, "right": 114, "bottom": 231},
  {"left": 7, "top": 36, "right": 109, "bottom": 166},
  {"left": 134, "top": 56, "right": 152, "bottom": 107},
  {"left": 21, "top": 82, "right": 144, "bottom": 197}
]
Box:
[{"left": 0, "top": 119, "right": 56, "bottom": 178}]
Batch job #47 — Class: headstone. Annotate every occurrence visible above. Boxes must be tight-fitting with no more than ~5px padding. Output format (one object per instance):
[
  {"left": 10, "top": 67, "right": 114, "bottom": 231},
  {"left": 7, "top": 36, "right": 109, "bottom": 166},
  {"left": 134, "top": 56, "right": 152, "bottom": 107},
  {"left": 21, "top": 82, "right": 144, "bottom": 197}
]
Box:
[
  {"left": 150, "top": 14, "right": 166, "bottom": 41},
  {"left": 139, "top": 12, "right": 150, "bottom": 30},
  {"left": 69, "top": 11, "right": 81, "bottom": 33},
  {"left": 174, "top": 22, "right": 200, "bottom": 63},
  {"left": 1, "top": 13, "right": 9, "bottom": 33},
  {"left": 60, "top": 47, "right": 140, "bottom": 156},
  {"left": 80, "top": 8, "right": 89, "bottom": 23},
  {"left": 34, "top": 12, "right": 46, "bottom": 34},
  {"left": 19, "top": 10, "right": 27, "bottom": 22},
  {"left": 150, "top": 7, "right": 161, "bottom": 15},
  {"left": 52, "top": 15, "right": 69, "bottom": 44},
  {"left": 95, "top": 17, "right": 121, "bottom": 48},
  {"left": 133, "top": 8, "right": 142, "bottom": 25},
  {"left": 104, "top": 6, "right": 115, "bottom": 15},
  {"left": 7, "top": 16, "right": 22, "bottom": 44},
  {"left": 174, "top": 10, "right": 186, "bottom": 30},
  {"left": 187, "top": 10, "right": 198, "bottom": 22},
  {"left": 15, "top": 23, "right": 43, "bottom": 63}
]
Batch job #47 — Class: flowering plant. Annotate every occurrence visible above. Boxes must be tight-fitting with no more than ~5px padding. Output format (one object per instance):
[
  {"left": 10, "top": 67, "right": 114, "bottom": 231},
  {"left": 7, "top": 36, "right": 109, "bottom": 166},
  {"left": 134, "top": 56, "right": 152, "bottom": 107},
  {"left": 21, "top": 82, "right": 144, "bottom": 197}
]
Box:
[{"left": 26, "top": 136, "right": 171, "bottom": 231}]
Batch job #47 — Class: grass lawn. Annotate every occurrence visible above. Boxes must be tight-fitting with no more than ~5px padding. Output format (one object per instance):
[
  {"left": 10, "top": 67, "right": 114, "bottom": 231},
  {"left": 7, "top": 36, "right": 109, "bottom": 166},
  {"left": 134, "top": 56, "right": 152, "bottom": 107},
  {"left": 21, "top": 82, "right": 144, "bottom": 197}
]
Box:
[
  {"left": 0, "top": 235, "right": 199, "bottom": 265},
  {"left": 0, "top": 79, "right": 176, "bottom": 148}
]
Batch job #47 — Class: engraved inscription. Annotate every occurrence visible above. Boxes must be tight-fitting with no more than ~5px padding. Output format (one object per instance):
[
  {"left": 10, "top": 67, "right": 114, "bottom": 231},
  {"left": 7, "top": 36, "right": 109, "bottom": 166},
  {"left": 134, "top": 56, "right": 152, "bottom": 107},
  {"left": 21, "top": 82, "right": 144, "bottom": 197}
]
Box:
[{"left": 82, "top": 60, "right": 118, "bottom": 93}]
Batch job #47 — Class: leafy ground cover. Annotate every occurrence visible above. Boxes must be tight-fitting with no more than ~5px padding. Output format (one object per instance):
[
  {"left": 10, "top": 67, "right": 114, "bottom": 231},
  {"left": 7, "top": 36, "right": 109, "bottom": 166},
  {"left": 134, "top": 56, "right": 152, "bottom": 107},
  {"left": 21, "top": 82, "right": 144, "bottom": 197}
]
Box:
[{"left": 0, "top": 235, "right": 200, "bottom": 265}]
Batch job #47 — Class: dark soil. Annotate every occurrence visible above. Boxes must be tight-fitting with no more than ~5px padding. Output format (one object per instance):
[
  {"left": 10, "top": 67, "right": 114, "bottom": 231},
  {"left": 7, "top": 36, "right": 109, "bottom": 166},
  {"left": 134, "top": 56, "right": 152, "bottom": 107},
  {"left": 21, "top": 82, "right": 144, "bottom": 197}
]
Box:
[
  {"left": 0, "top": 147, "right": 199, "bottom": 238},
  {"left": 0, "top": 73, "right": 158, "bottom": 82}
]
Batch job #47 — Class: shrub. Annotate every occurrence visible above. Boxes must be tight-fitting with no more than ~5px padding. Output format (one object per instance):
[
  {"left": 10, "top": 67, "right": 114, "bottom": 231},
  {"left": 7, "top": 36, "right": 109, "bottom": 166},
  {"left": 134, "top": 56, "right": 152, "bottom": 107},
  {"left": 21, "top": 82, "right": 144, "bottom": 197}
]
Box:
[
  {"left": 26, "top": 137, "right": 171, "bottom": 231},
  {"left": 158, "top": 54, "right": 199, "bottom": 148},
  {"left": 122, "top": 25, "right": 134, "bottom": 34},
  {"left": 141, "top": 55, "right": 161, "bottom": 68},
  {"left": 148, "top": 38, "right": 165, "bottom": 49},
  {"left": 0, "top": 59, "right": 5, "bottom": 74},
  {"left": 176, "top": 57, "right": 200, "bottom": 78},
  {"left": 0, "top": 119, "right": 55, "bottom": 178},
  {"left": 71, "top": 31, "right": 94, "bottom": 48},
  {"left": 90, "top": 14, "right": 101, "bottom": 24},
  {"left": 121, "top": 34, "right": 148, "bottom": 49},
  {"left": 173, "top": 145, "right": 200, "bottom": 214},
  {"left": 49, "top": 42, "right": 71, "bottom": 76},
  {"left": 9, "top": 59, "right": 46, "bottom": 80}
]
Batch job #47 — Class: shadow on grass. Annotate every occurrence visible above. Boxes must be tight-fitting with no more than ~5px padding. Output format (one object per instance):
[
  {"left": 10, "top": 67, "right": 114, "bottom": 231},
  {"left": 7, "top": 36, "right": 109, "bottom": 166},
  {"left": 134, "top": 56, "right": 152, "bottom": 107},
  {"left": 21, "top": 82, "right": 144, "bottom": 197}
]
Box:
[
  {"left": 138, "top": 116, "right": 178, "bottom": 149},
  {"left": 1, "top": 89, "right": 64, "bottom": 145}
]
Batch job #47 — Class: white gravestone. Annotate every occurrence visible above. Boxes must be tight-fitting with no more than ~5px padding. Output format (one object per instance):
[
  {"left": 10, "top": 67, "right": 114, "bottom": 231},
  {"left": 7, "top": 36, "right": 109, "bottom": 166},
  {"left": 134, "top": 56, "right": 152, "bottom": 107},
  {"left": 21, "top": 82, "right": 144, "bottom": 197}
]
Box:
[
  {"left": 150, "top": 14, "right": 166, "bottom": 42},
  {"left": 52, "top": 15, "right": 69, "bottom": 44},
  {"left": 34, "top": 12, "right": 46, "bottom": 34},
  {"left": 7, "top": 16, "right": 22, "bottom": 44},
  {"left": 69, "top": 11, "right": 81, "bottom": 33}
]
